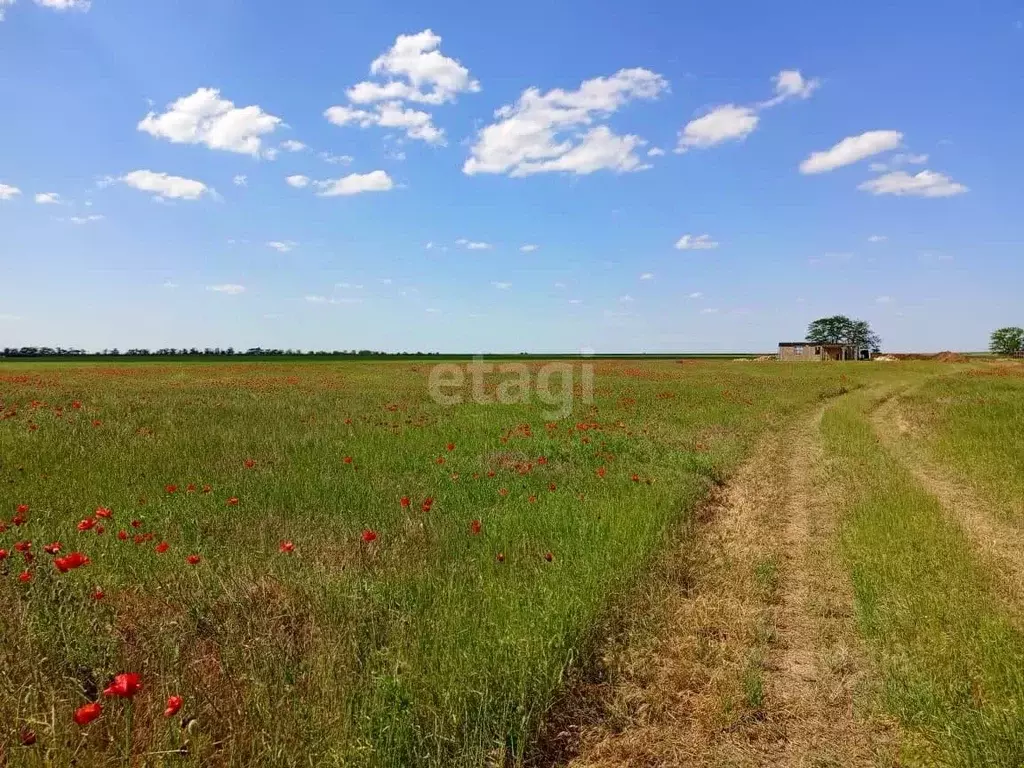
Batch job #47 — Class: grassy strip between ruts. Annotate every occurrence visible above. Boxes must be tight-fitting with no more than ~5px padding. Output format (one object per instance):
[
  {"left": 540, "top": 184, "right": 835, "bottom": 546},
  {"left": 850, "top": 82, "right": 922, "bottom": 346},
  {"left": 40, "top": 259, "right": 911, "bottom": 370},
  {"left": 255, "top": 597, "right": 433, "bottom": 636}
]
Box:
[
  {"left": 821, "top": 389, "right": 1024, "bottom": 766},
  {"left": 898, "top": 364, "right": 1024, "bottom": 521}
]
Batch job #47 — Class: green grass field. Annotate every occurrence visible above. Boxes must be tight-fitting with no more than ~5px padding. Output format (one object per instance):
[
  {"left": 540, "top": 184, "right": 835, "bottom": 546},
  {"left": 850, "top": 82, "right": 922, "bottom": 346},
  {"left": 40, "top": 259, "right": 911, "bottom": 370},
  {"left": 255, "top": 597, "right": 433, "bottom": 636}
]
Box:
[{"left": 2, "top": 359, "right": 1023, "bottom": 766}]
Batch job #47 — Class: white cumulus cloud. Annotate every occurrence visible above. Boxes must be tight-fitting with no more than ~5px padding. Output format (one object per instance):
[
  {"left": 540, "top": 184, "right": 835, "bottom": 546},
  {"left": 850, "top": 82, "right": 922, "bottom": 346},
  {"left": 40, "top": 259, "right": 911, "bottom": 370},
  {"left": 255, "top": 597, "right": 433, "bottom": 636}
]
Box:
[
  {"left": 285, "top": 175, "right": 310, "bottom": 188},
  {"left": 675, "top": 233, "right": 719, "bottom": 250},
  {"left": 68, "top": 214, "right": 103, "bottom": 224},
  {"left": 348, "top": 29, "right": 479, "bottom": 106},
  {"left": 677, "top": 69, "right": 817, "bottom": 153},
  {"left": 463, "top": 68, "right": 668, "bottom": 177},
  {"left": 35, "top": 0, "right": 89, "bottom": 9},
  {"left": 206, "top": 284, "right": 245, "bottom": 295},
  {"left": 280, "top": 139, "right": 306, "bottom": 152},
  {"left": 761, "top": 69, "right": 820, "bottom": 107},
  {"left": 858, "top": 169, "right": 967, "bottom": 197},
  {"left": 640, "top": 272, "right": 654, "bottom": 280},
  {"left": 120, "top": 170, "right": 209, "bottom": 200},
  {"left": 325, "top": 102, "right": 443, "bottom": 144},
  {"left": 327, "top": 30, "right": 475, "bottom": 146},
  {"left": 314, "top": 170, "right": 394, "bottom": 197},
  {"left": 519, "top": 244, "right": 538, "bottom": 252},
  {"left": 233, "top": 174, "right": 247, "bottom": 186},
  {"left": 266, "top": 241, "right": 296, "bottom": 253},
  {"left": 35, "top": 192, "right": 61, "bottom": 204},
  {"left": 492, "top": 281, "right": 512, "bottom": 289},
  {"left": 799, "top": 130, "right": 903, "bottom": 174},
  {"left": 0, "top": 182, "right": 21, "bottom": 200},
  {"left": 868, "top": 234, "right": 888, "bottom": 243},
  {"left": 320, "top": 152, "right": 354, "bottom": 165},
  {"left": 138, "top": 88, "right": 282, "bottom": 157},
  {"left": 676, "top": 105, "right": 758, "bottom": 152},
  {"left": 456, "top": 238, "right": 492, "bottom": 250}
]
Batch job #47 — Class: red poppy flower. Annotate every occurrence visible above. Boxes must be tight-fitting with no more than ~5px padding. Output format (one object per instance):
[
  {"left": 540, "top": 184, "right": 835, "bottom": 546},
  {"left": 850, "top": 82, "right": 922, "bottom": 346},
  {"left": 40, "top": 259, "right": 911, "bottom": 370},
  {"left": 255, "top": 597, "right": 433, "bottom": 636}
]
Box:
[
  {"left": 0, "top": 549, "right": 7, "bottom": 560},
  {"left": 202, "top": 484, "right": 212, "bottom": 493},
  {"left": 186, "top": 554, "right": 201, "bottom": 565},
  {"left": 133, "top": 534, "right": 145, "bottom": 545},
  {"left": 12, "top": 513, "right": 27, "bottom": 526},
  {"left": 361, "top": 529, "right": 378, "bottom": 544},
  {"left": 596, "top": 467, "right": 606, "bottom": 479},
  {"left": 544, "top": 552, "right": 554, "bottom": 562},
  {"left": 631, "top": 473, "right": 640, "bottom": 483},
  {"left": 16, "top": 504, "right": 29, "bottom": 515},
  {"left": 470, "top": 519, "right": 482, "bottom": 535},
  {"left": 227, "top": 497, "right": 239, "bottom": 506},
  {"left": 498, "top": 488, "right": 509, "bottom": 497},
  {"left": 54, "top": 551, "right": 90, "bottom": 573},
  {"left": 421, "top": 497, "right": 434, "bottom": 513},
  {"left": 73, "top": 701, "right": 102, "bottom": 726},
  {"left": 244, "top": 459, "right": 256, "bottom": 468},
  {"left": 165, "top": 484, "right": 177, "bottom": 494},
  {"left": 103, "top": 673, "right": 142, "bottom": 699},
  {"left": 14, "top": 540, "right": 31, "bottom": 553},
  {"left": 163, "top": 695, "right": 183, "bottom": 718},
  {"left": 446, "top": 443, "right": 455, "bottom": 451},
  {"left": 548, "top": 483, "right": 557, "bottom": 492},
  {"left": 44, "top": 542, "right": 62, "bottom": 555},
  {"left": 77, "top": 518, "right": 96, "bottom": 532},
  {"left": 343, "top": 456, "right": 353, "bottom": 464},
  {"left": 400, "top": 496, "right": 410, "bottom": 508},
  {"left": 279, "top": 540, "right": 295, "bottom": 554},
  {"left": 95, "top": 525, "right": 105, "bottom": 535},
  {"left": 186, "top": 483, "right": 196, "bottom": 492},
  {"left": 496, "top": 553, "right": 505, "bottom": 563},
  {"left": 19, "top": 726, "right": 36, "bottom": 745},
  {"left": 18, "top": 571, "right": 31, "bottom": 583},
  {"left": 94, "top": 507, "right": 112, "bottom": 519},
  {"left": 154, "top": 541, "right": 169, "bottom": 554},
  {"left": 528, "top": 495, "right": 537, "bottom": 503},
  {"left": 72, "top": 400, "right": 82, "bottom": 409},
  {"left": 486, "top": 470, "right": 496, "bottom": 478},
  {"left": 117, "top": 530, "right": 128, "bottom": 541},
  {"left": 92, "top": 589, "right": 105, "bottom": 600},
  {"left": 537, "top": 456, "right": 548, "bottom": 465},
  {"left": 131, "top": 520, "right": 142, "bottom": 528},
  {"left": 22, "top": 551, "right": 33, "bottom": 564},
  {"left": 435, "top": 456, "right": 446, "bottom": 465}
]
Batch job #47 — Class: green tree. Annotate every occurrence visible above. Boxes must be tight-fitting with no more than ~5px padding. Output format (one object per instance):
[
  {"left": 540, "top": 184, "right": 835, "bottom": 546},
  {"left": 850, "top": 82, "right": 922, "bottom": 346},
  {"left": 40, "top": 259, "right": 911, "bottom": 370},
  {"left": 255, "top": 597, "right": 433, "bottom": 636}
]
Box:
[
  {"left": 806, "top": 315, "right": 881, "bottom": 351},
  {"left": 990, "top": 327, "right": 1024, "bottom": 356}
]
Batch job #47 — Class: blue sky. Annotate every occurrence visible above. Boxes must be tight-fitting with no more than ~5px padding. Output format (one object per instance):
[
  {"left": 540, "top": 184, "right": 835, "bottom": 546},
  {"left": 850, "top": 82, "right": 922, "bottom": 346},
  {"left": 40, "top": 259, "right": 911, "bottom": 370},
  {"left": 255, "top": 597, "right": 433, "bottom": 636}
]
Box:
[{"left": 1, "top": 0, "right": 1021, "bottom": 353}]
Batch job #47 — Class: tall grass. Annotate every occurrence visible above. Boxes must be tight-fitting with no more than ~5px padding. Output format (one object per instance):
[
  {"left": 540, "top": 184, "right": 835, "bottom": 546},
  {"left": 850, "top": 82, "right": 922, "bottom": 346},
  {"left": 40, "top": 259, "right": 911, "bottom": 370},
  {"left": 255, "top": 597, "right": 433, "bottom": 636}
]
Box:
[
  {"left": 0, "top": 361, "right": 892, "bottom": 765},
  {"left": 901, "top": 366, "right": 1024, "bottom": 519},
  {"left": 822, "top": 390, "right": 1024, "bottom": 766}
]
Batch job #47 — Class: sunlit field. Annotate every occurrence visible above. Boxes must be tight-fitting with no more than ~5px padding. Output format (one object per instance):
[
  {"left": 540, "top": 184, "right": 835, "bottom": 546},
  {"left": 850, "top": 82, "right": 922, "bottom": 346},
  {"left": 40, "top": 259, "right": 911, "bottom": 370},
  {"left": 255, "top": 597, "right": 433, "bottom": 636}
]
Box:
[
  {"left": 901, "top": 364, "right": 1024, "bottom": 519},
  {"left": 0, "top": 359, "right": 884, "bottom": 766}
]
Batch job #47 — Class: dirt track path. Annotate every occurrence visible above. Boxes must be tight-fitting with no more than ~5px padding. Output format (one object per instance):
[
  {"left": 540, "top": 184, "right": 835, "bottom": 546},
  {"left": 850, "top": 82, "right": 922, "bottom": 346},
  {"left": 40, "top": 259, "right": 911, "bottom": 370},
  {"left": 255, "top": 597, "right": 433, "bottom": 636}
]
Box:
[
  {"left": 871, "top": 394, "right": 1024, "bottom": 603},
  {"left": 566, "top": 406, "right": 889, "bottom": 767}
]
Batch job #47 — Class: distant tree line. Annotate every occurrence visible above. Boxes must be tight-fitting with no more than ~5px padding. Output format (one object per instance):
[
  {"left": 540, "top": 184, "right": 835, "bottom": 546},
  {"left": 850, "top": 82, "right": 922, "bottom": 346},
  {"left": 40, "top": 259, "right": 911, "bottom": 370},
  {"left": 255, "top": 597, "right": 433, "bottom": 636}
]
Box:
[{"left": 0, "top": 347, "right": 450, "bottom": 358}]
